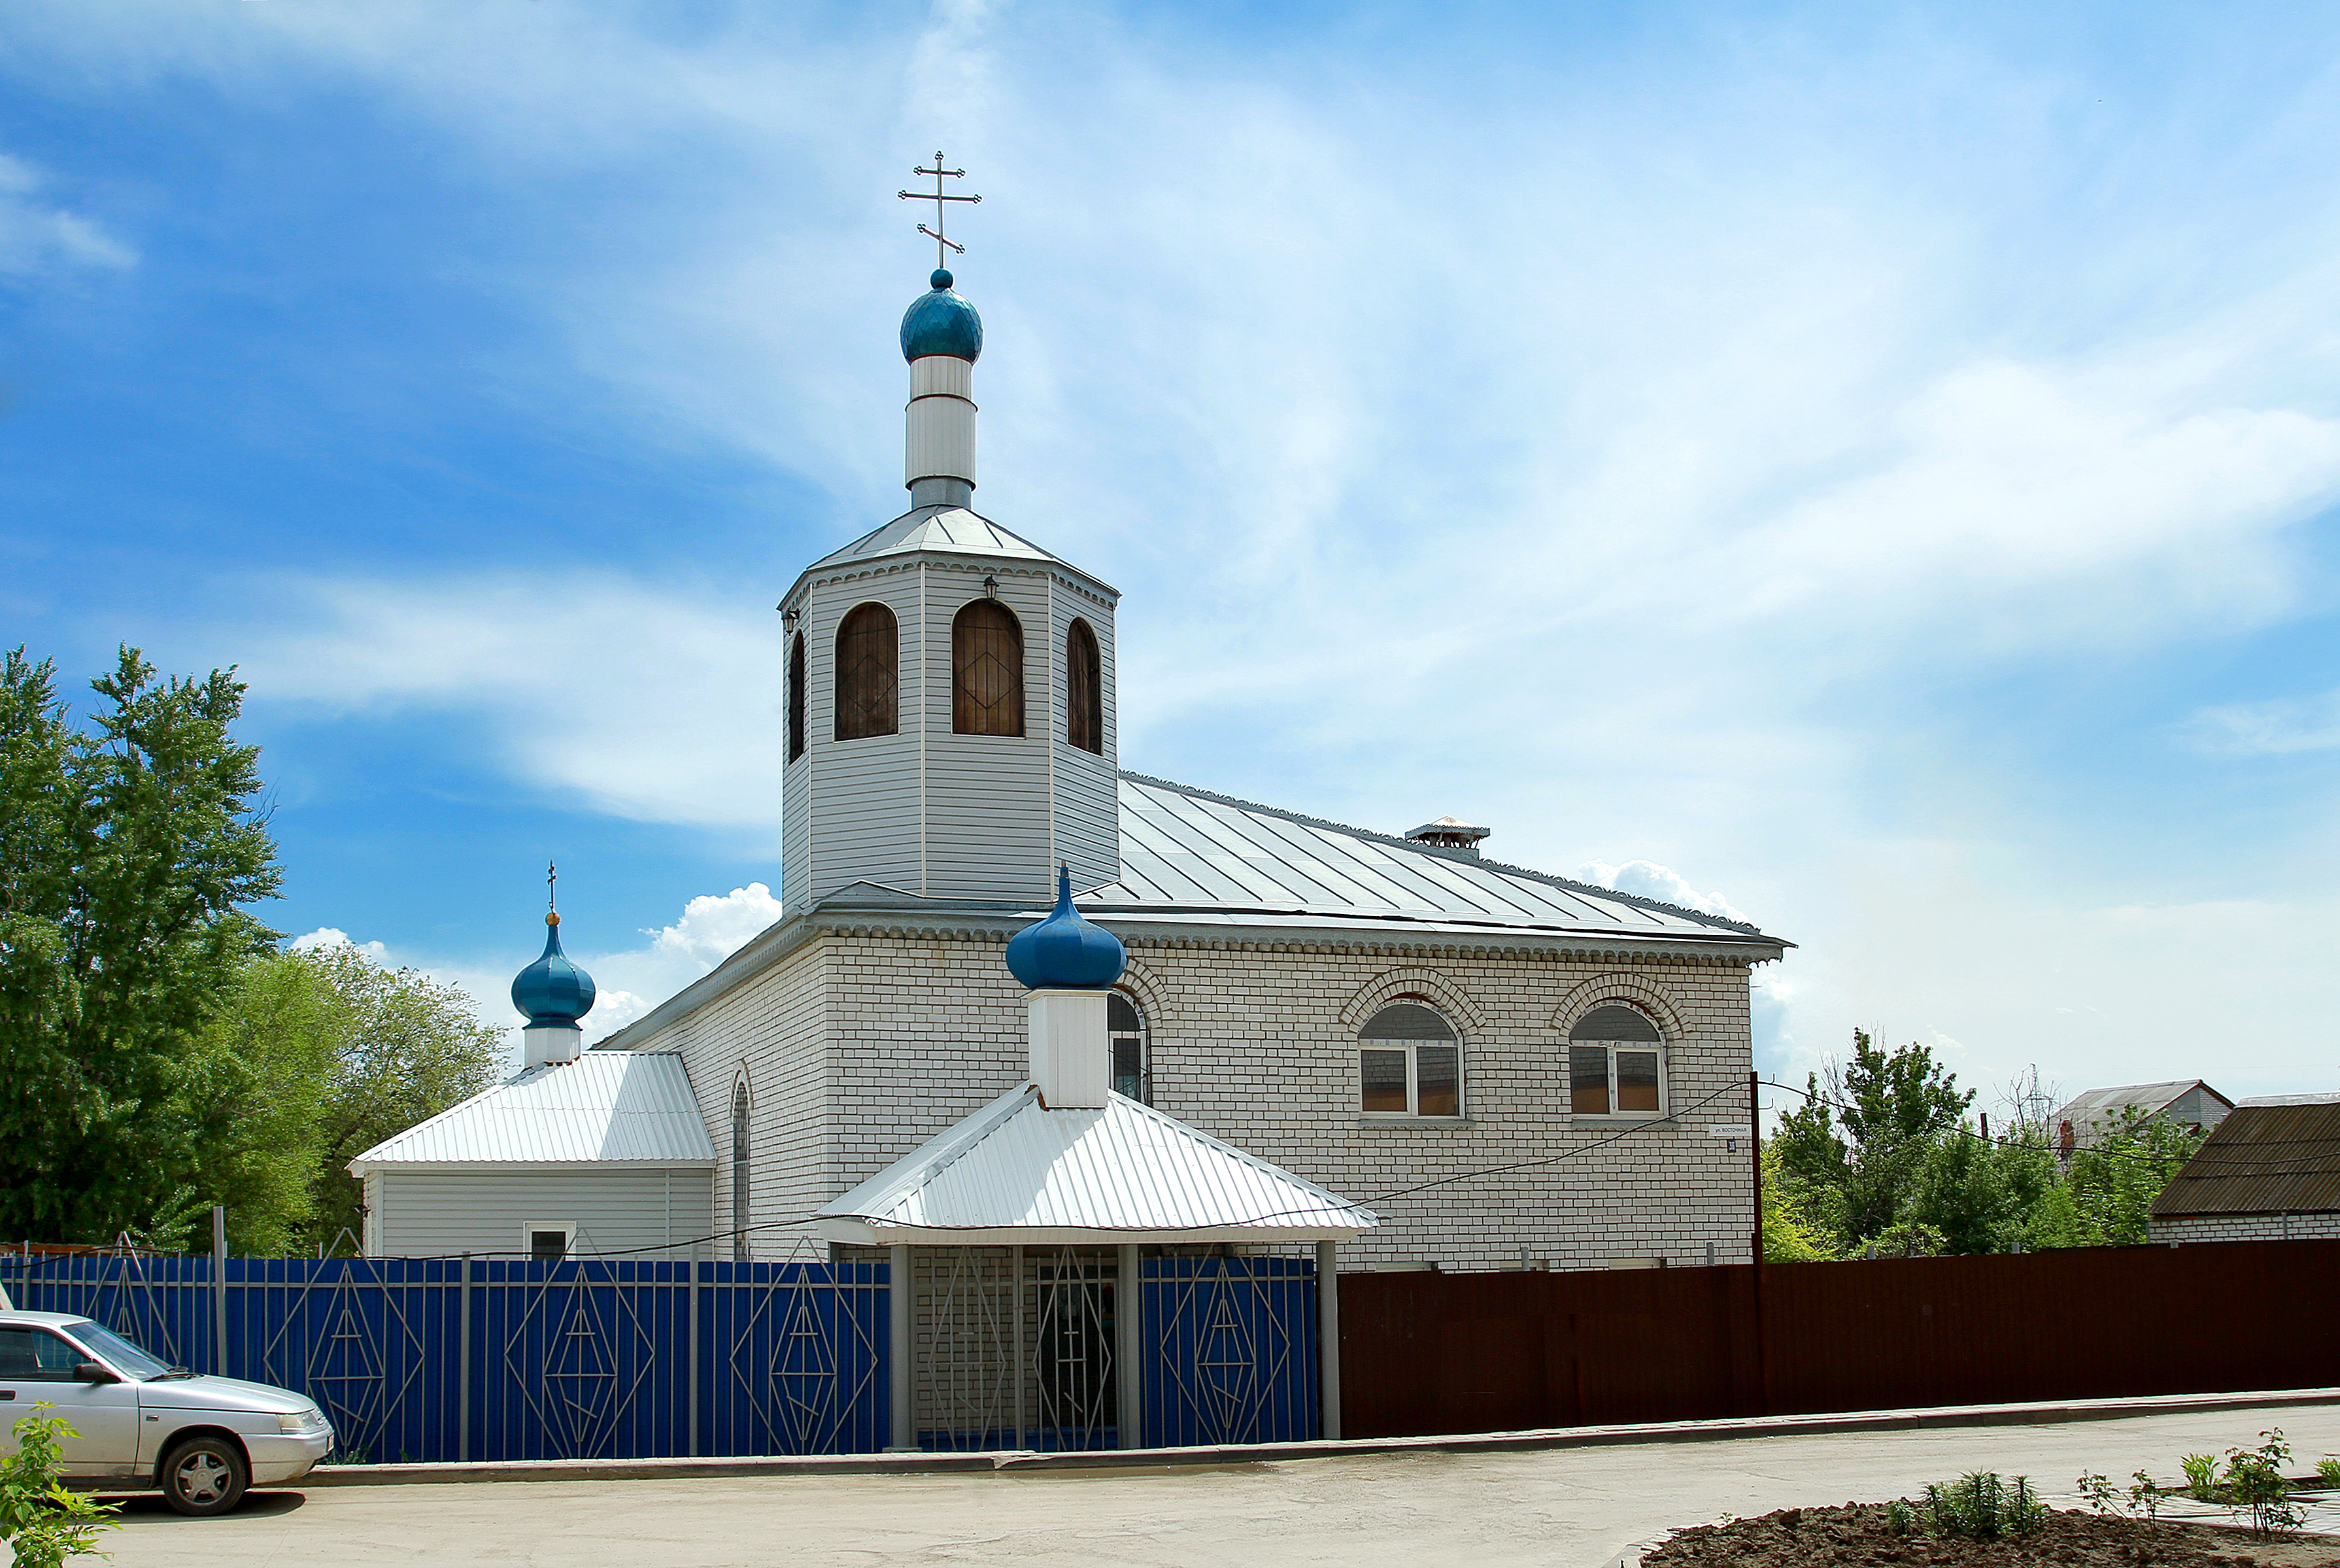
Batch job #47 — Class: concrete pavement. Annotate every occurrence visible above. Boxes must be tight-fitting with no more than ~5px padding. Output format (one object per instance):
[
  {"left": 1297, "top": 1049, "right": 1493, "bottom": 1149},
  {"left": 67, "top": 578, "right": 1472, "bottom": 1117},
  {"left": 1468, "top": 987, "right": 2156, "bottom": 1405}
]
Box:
[{"left": 97, "top": 1399, "right": 2340, "bottom": 1568}]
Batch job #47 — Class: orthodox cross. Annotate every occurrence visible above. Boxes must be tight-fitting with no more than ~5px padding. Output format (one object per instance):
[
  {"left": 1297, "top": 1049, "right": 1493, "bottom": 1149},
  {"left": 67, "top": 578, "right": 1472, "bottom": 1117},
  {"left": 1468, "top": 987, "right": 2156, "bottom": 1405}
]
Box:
[
  {"left": 899, "top": 152, "right": 980, "bottom": 268},
  {"left": 546, "top": 859, "right": 558, "bottom": 913}
]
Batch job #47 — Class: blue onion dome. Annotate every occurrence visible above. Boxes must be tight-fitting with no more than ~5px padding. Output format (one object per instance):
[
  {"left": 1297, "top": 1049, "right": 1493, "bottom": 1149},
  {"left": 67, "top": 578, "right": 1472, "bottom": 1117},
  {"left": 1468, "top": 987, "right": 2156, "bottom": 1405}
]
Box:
[
  {"left": 900, "top": 269, "right": 983, "bottom": 363},
  {"left": 1005, "top": 865, "right": 1125, "bottom": 991},
  {"left": 511, "top": 912, "right": 596, "bottom": 1025}
]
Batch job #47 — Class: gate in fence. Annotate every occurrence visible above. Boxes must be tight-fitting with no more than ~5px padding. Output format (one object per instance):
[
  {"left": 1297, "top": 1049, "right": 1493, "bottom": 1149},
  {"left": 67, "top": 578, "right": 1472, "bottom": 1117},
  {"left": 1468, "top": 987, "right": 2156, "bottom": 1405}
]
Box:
[{"left": 4, "top": 1245, "right": 1317, "bottom": 1461}]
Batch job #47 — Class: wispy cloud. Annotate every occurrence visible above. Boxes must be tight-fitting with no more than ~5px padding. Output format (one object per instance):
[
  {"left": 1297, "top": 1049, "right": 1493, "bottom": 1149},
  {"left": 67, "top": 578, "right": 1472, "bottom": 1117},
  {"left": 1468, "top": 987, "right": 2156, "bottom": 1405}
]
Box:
[
  {"left": 0, "top": 150, "right": 135, "bottom": 278},
  {"left": 2181, "top": 689, "right": 2340, "bottom": 755}
]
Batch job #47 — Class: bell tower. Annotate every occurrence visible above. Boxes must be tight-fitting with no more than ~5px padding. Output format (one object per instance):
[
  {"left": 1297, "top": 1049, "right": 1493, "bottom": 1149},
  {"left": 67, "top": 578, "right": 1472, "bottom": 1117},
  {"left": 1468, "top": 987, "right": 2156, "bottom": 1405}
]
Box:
[{"left": 777, "top": 162, "right": 1120, "bottom": 912}]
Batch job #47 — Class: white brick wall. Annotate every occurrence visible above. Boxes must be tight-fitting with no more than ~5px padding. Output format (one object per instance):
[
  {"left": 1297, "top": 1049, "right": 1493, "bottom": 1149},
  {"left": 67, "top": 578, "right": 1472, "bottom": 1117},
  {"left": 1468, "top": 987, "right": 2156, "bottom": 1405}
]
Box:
[
  {"left": 624, "top": 927, "right": 1764, "bottom": 1273},
  {"left": 2149, "top": 1211, "right": 2340, "bottom": 1244}
]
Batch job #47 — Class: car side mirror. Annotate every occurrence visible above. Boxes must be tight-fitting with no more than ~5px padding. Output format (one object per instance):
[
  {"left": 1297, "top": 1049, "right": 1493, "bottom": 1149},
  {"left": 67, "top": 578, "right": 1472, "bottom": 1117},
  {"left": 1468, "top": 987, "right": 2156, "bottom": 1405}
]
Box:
[{"left": 73, "top": 1362, "right": 117, "bottom": 1384}]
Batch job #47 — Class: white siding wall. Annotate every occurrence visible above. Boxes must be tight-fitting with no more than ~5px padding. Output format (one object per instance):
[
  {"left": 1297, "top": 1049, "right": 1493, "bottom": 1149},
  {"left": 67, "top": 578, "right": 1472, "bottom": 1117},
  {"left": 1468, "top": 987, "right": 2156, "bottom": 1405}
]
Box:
[
  {"left": 918, "top": 558, "right": 1055, "bottom": 903},
  {"left": 792, "top": 570, "right": 928, "bottom": 908},
  {"left": 368, "top": 1168, "right": 713, "bottom": 1259},
  {"left": 1049, "top": 575, "right": 1119, "bottom": 892}
]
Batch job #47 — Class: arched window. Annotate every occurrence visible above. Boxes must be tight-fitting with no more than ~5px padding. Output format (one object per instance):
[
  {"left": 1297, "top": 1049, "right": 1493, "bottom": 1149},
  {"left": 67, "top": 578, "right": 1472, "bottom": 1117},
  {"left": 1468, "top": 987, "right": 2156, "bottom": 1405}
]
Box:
[
  {"left": 834, "top": 602, "right": 899, "bottom": 741},
  {"left": 1110, "top": 991, "right": 1148, "bottom": 1104},
  {"left": 1359, "top": 1002, "right": 1461, "bottom": 1118},
  {"left": 730, "top": 1079, "right": 751, "bottom": 1263},
  {"left": 1568, "top": 1004, "right": 1663, "bottom": 1116},
  {"left": 952, "top": 598, "right": 1024, "bottom": 736},
  {"left": 1066, "top": 619, "right": 1103, "bottom": 755},
  {"left": 786, "top": 631, "right": 805, "bottom": 762}
]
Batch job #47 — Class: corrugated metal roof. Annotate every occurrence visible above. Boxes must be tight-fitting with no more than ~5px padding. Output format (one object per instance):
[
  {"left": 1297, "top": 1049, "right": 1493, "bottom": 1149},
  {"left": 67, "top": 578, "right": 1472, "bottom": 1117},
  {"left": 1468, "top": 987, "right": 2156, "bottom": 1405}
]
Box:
[
  {"left": 348, "top": 1053, "right": 715, "bottom": 1170},
  {"left": 1093, "top": 775, "right": 1773, "bottom": 946},
  {"left": 2150, "top": 1102, "right": 2340, "bottom": 1218},
  {"left": 814, "top": 1085, "right": 1376, "bottom": 1244},
  {"left": 805, "top": 505, "right": 1068, "bottom": 572}
]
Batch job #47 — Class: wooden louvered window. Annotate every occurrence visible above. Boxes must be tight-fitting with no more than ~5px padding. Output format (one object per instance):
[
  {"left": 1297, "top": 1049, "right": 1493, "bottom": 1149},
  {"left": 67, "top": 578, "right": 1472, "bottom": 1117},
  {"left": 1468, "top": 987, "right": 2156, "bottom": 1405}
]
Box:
[
  {"left": 786, "top": 631, "right": 806, "bottom": 761},
  {"left": 834, "top": 603, "right": 900, "bottom": 741},
  {"left": 1066, "top": 619, "right": 1103, "bottom": 755},
  {"left": 952, "top": 598, "right": 1024, "bottom": 736},
  {"left": 1568, "top": 1004, "right": 1665, "bottom": 1116}
]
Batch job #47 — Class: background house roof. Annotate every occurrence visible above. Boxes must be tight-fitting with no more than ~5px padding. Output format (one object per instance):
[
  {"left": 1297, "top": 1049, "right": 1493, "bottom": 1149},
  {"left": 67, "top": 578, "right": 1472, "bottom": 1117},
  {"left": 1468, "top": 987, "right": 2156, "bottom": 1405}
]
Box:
[
  {"left": 813, "top": 1083, "right": 1376, "bottom": 1244},
  {"left": 2053, "top": 1080, "right": 2231, "bottom": 1140},
  {"left": 348, "top": 1051, "right": 715, "bottom": 1170},
  {"left": 2150, "top": 1101, "right": 2340, "bottom": 1218}
]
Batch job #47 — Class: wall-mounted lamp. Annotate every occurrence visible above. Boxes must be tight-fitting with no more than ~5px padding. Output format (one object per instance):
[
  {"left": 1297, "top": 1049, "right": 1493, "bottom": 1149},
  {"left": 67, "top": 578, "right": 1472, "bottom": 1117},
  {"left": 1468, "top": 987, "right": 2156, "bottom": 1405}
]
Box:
[
  {"left": 982, "top": 575, "right": 999, "bottom": 599},
  {"left": 781, "top": 606, "right": 800, "bottom": 633}
]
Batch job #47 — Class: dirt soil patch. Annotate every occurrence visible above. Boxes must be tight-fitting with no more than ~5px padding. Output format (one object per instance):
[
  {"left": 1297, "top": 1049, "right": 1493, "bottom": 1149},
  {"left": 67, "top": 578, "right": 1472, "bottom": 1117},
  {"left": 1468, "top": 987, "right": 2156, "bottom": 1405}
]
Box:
[{"left": 1644, "top": 1505, "right": 2340, "bottom": 1567}]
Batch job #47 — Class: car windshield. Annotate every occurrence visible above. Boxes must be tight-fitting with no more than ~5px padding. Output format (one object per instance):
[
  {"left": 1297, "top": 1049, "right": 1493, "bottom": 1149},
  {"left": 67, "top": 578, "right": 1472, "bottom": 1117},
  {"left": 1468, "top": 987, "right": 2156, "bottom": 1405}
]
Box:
[{"left": 63, "top": 1320, "right": 174, "bottom": 1380}]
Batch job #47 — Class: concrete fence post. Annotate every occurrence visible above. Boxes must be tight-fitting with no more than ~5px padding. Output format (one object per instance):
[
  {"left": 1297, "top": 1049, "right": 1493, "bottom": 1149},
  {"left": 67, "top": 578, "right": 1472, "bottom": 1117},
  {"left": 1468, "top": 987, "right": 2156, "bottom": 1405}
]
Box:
[
  {"left": 211, "top": 1206, "right": 228, "bottom": 1377},
  {"left": 1317, "top": 1239, "right": 1341, "bottom": 1441},
  {"left": 889, "top": 1244, "right": 914, "bottom": 1451},
  {"left": 1116, "top": 1245, "right": 1142, "bottom": 1449}
]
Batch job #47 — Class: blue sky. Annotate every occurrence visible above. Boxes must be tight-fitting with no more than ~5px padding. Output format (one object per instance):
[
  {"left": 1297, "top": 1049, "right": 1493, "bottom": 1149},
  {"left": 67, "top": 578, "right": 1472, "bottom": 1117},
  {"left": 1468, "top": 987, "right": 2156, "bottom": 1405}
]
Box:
[{"left": 7, "top": 1, "right": 2340, "bottom": 1107}]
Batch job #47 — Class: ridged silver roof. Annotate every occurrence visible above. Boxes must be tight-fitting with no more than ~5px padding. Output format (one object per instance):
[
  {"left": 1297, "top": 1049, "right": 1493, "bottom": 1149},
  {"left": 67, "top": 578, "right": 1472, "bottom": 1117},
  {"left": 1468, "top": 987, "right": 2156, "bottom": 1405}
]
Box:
[
  {"left": 1097, "top": 774, "right": 1771, "bottom": 944},
  {"left": 807, "top": 505, "right": 1066, "bottom": 570},
  {"left": 815, "top": 1084, "right": 1374, "bottom": 1242},
  {"left": 347, "top": 1052, "right": 715, "bottom": 1168}
]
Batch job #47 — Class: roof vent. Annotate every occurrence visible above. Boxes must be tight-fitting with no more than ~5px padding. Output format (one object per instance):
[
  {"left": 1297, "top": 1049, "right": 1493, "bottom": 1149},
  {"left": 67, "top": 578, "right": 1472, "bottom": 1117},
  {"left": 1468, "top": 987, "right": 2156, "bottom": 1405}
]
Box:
[{"left": 1406, "top": 817, "right": 1491, "bottom": 857}]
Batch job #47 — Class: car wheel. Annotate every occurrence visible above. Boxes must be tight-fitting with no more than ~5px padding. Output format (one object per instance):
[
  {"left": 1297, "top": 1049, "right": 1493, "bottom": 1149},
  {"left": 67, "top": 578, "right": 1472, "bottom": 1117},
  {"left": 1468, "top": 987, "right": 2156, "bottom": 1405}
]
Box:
[{"left": 161, "top": 1435, "right": 248, "bottom": 1516}]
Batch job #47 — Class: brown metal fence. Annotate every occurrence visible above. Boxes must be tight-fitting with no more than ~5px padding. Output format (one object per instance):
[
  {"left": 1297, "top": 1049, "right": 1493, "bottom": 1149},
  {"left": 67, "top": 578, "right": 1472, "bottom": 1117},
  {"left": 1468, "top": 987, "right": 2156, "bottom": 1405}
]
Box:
[{"left": 1339, "top": 1238, "right": 2340, "bottom": 1439}]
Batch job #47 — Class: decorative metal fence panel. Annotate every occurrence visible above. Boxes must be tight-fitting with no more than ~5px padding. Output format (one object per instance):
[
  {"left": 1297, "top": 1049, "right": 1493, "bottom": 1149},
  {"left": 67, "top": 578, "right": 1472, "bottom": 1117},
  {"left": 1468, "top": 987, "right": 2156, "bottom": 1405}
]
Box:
[
  {"left": 1140, "top": 1255, "right": 1316, "bottom": 1448},
  {"left": 5, "top": 1253, "right": 888, "bottom": 1463}
]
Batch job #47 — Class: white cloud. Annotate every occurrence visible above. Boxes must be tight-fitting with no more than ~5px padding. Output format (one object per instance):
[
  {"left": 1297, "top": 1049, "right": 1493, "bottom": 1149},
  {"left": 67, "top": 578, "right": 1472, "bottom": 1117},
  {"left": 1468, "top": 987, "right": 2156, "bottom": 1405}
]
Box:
[
  {"left": 0, "top": 150, "right": 135, "bottom": 278},
  {"left": 288, "top": 926, "right": 387, "bottom": 961},
  {"left": 1574, "top": 859, "right": 1747, "bottom": 924},
  {"left": 233, "top": 575, "right": 788, "bottom": 840},
  {"left": 2182, "top": 689, "right": 2340, "bottom": 755}
]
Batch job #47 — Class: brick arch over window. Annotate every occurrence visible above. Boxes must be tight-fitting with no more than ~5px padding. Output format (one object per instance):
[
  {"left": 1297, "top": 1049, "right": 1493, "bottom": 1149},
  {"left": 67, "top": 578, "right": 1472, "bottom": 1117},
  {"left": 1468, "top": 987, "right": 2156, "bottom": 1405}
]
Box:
[
  {"left": 952, "top": 598, "right": 1024, "bottom": 736},
  {"left": 1337, "top": 967, "right": 1487, "bottom": 1036},
  {"left": 834, "top": 601, "right": 900, "bottom": 741},
  {"left": 1110, "top": 952, "right": 1172, "bottom": 1031},
  {"left": 1548, "top": 972, "right": 1689, "bottom": 1041}
]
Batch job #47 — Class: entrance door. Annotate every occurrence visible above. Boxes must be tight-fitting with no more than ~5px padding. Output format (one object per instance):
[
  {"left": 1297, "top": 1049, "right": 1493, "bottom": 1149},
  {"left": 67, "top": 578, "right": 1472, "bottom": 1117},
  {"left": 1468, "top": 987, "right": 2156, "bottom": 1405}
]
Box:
[
  {"left": 1030, "top": 1250, "right": 1117, "bottom": 1450},
  {"left": 0, "top": 1325, "right": 142, "bottom": 1478}
]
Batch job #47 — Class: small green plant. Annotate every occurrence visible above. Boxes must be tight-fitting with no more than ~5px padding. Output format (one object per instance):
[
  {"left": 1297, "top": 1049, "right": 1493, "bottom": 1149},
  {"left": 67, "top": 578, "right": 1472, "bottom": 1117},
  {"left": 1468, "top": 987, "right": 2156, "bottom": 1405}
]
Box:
[
  {"left": 0, "top": 1404, "right": 122, "bottom": 1568},
  {"left": 1886, "top": 1499, "right": 1916, "bottom": 1535},
  {"left": 2129, "top": 1471, "right": 2163, "bottom": 1522},
  {"left": 2077, "top": 1470, "right": 2120, "bottom": 1514},
  {"left": 2180, "top": 1452, "right": 2220, "bottom": 1501},
  {"left": 2316, "top": 1457, "right": 2340, "bottom": 1488},
  {"left": 1923, "top": 1472, "right": 2047, "bottom": 1539},
  {"left": 2222, "top": 1429, "right": 2305, "bottom": 1542}
]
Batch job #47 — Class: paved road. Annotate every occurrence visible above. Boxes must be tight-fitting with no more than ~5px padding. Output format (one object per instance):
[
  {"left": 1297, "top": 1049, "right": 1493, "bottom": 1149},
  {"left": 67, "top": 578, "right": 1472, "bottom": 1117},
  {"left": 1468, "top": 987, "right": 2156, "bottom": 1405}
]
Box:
[{"left": 97, "top": 1403, "right": 2340, "bottom": 1568}]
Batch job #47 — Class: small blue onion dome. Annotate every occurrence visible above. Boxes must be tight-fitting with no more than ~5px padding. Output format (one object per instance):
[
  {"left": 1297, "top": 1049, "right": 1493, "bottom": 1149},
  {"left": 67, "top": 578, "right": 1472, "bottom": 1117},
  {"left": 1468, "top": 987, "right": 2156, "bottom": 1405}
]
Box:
[
  {"left": 900, "top": 271, "right": 983, "bottom": 363},
  {"left": 511, "top": 912, "right": 596, "bottom": 1025},
  {"left": 1005, "top": 866, "right": 1125, "bottom": 991}
]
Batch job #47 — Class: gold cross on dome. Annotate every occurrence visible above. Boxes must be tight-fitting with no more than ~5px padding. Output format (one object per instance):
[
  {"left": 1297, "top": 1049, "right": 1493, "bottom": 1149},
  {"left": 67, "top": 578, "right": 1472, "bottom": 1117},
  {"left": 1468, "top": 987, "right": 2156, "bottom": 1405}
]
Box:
[{"left": 899, "top": 151, "right": 981, "bottom": 269}]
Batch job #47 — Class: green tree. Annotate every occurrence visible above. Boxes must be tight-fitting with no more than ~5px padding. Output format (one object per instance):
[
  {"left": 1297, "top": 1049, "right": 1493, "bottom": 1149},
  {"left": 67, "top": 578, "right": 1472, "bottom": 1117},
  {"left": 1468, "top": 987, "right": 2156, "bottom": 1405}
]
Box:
[
  {"left": 0, "top": 647, "right": 280, "bottom": 1245},
  {"left": 1771, "top": 1031, "right": 1974, "bottom": 1253},
  {"left": 2053, "top": 1106, "right": 2205, "bottom": 1248},
  {"left": 1761, "top": 1144, "right": 1837, "bottom": 1261},
  {"left": 1904, "top": 1125, "right": 2059, "bottom": 1254},
  {"left": 183, "top": 944, "right": 505, "bottom": 1254}
]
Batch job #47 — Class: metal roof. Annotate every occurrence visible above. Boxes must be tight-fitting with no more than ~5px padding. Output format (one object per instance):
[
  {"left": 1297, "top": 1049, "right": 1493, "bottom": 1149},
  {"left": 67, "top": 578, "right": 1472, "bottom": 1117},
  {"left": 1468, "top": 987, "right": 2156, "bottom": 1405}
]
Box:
[
  {"left": 803, "top": 505, "right": 1068, "bottom": 573},
  {"left": 347, "top": 1053, "right": 715, "bottom": 1171},
  {"left": 1094, "top": 775, "right": 1775, "bottom": 947},
  {"left": 2150, "top": 1102, "right": 2340, "bottom": 1218},
  {"left": 813, "top": 1084, "right": 1377, "bottom": 1245}
]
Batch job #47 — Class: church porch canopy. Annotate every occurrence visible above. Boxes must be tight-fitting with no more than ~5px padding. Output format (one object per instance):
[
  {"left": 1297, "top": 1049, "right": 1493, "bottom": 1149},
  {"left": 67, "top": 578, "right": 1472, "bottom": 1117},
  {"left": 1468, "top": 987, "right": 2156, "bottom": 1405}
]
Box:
[{"left": 813, "top": 1083, "right": 1376, "bottom": 1248}]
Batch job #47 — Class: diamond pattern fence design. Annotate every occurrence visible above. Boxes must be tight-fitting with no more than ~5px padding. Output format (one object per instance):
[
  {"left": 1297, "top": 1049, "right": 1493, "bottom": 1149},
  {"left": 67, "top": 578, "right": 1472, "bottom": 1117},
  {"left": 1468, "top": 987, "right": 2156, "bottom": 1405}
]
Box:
[{"left": 5, "top": 1252, "right": 887, "bottom": 1463}]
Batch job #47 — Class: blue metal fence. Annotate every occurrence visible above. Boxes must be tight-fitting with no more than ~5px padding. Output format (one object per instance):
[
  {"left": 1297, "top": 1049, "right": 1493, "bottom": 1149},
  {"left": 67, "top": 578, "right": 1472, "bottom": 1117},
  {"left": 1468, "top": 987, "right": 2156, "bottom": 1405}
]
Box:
[
  {"left": 5, "top": 1248, "right": 1316, "bottom": 1458},
  {"left": 5, "top": 1254, "right": 888, "bottom": 1463}
]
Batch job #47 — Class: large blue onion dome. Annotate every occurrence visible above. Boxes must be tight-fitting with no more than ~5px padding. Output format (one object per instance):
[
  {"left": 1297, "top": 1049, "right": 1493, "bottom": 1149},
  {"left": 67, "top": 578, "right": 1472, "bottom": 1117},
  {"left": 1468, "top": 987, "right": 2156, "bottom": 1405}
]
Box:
[
  {"left": 1006, "top": 866, "right": 1125, "bottom": 991},
  {"left": 900, "top": 269, "right": 983, "bottom": 363},
  {"left": 512, "top": 912, "right": 596, "bottom": 1025}
]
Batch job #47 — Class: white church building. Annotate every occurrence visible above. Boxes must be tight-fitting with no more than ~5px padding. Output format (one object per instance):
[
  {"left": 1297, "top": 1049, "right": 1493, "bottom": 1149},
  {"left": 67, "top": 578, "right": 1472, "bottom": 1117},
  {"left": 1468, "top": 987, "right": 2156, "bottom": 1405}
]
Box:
[{"left": 353, "top": 247, "right": 1789, "bottom": 1282}]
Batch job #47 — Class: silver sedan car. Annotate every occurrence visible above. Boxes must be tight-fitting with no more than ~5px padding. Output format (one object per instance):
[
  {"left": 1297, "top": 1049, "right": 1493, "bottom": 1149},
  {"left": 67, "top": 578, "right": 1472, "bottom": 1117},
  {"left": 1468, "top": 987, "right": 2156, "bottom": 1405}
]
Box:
[{"left": 0, "top": 1309, "right": 333, "bottom": 1515}]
